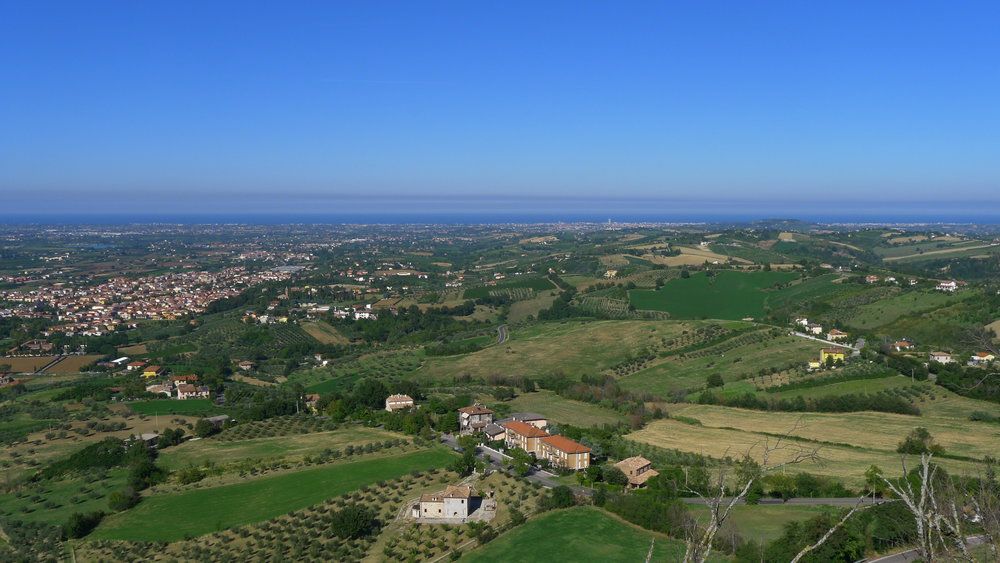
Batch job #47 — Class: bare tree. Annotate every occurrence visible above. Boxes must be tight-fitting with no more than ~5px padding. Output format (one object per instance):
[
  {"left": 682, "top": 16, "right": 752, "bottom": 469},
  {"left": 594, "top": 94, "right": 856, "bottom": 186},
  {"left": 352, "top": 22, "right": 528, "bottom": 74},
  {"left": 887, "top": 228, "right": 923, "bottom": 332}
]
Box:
[
  {"left": 789, "top": 497, "right": 867, "bottom": 563},
  {"left": 880, "top": 453, "right": 1000, "bottom": 562},
  {"left": 880, "top": 454, "right": 938, "bottom": 560},
  {"left": 682, "top": 422, "right": 822, "bottom": 563}
]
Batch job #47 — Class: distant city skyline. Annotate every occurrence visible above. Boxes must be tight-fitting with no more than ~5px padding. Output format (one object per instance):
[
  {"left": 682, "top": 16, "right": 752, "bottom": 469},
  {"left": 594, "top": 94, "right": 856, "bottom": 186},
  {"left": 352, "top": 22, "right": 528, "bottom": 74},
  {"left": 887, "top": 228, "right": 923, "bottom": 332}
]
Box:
[{"left": 3, "top": 2, "right": 999, "bottom": 216}]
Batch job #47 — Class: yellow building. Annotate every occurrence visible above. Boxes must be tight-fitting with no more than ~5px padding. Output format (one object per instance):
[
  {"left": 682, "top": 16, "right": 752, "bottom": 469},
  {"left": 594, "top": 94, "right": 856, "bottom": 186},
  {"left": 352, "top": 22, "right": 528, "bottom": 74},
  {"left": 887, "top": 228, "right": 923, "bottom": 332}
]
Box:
[{"left": 820, "top": 348, "right": 847, "bottom": 364}]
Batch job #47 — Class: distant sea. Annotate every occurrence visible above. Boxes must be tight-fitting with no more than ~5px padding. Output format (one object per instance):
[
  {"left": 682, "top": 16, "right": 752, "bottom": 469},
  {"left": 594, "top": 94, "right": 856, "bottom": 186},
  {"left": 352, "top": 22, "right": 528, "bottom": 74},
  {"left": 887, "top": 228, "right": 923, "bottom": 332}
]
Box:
[{"left": 4, "top": 211, "right": 1000, "bottom": 225}]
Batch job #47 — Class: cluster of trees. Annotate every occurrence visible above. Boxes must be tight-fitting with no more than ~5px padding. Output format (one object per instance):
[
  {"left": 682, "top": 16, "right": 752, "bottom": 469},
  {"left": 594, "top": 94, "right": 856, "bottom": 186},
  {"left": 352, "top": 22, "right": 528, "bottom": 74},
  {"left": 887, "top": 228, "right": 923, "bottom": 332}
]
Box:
[
  {"left": 697, "top": 390, "right": 921, "bottom": 416},
  {"left": 223, "top": 383, "right": 304, "bottom": 421},
  {"left": 896, "top": 427, "right": 945, "bottom": 455},
  {"left": 336, "top": 304, "right": 485, "bottom": 344},
  {"left": 424, "top": 339, "right": 486, "bottom": 357},
  {"left": 316, "top": 377, "right": 461, "bottom": 437},
  {"left": 738, "top": 502, "right": 916, "bottom": 562},
  {"left": 934, "top": 364, "right": 1000, "bottom": 404}
]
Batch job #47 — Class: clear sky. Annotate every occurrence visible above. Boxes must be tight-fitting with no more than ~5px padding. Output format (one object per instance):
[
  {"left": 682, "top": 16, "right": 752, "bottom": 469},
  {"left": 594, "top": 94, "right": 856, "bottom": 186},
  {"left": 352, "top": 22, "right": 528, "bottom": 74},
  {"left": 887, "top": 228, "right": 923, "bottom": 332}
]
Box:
[{"left": 2, "top": 1, "right": 999, "bottom": 218}]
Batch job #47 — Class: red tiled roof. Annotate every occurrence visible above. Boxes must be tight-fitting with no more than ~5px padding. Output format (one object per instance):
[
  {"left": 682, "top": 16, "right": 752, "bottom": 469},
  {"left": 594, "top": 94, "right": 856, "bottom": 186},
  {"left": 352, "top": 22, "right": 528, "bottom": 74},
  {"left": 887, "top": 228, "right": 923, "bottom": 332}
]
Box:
[
  {"left": 541, "top": 435, "right": 590, "bottom": 454},
  {"left": 503, "top": 420, "right": 549, "bottom": 438}
]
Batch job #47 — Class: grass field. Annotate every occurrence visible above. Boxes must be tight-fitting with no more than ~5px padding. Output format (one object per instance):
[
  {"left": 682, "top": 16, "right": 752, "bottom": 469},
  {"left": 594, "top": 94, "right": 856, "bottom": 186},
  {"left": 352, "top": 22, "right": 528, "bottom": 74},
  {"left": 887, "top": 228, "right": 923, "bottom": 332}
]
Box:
[
  {"left": 463, "top": 507, "right": 698, "bottom": 562},
  {"left": 0, "top": 468, "right": 128, "bottom": 525},
  {"left": 91, "top": 447, "right": 455, "bottom": 541},
  {"left": 127, "top": 398, "right": 220, "bottom": 416},
  {"left": 619, "top": 334, "right": 817, "bottom": 395},
  {"left": 507, "top": 289, "right": 559, "bottom": 324},
  {"left": 158, "top": 426, "right": 402, "bottom": 470},
  {"left": 689, "top": 504, "right": 835, "bottom": 543},
  {"left": 506, "top": 390, "right": 625, "bottom": 427},
  {"left": 299, "top": 320, "right": 350, "bottom": 345},
  {"left": 420, "top": 320, "right": 692, "bottom": 382},
  {"left": 463, "top": 277, "right": 555, "bottom": 300},
  {"left": 844, "top": 290, "right": 967, "bottom": 330},
  {"left": 630, "top": 393, "right": 1000, "bottom": 485},
  {"left": 629, "top": 271, "right": 799, "bottom": 319}
]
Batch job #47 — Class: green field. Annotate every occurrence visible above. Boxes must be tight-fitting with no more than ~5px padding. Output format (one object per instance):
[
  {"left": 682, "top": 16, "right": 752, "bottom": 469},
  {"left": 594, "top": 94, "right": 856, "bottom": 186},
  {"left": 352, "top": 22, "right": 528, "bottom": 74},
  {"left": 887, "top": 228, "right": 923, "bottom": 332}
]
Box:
[
  {"left": 629, "top": 271, "right": 799, "bottom": 319},
  {"left": 158, "top": 426, "right": 403, "bottom": 470},
  {"left": 844, "top": 290, "right": 968, "bottom": 330},
  {"left": 420, "top": 320, "right": 692, "bottom": 381},
  {"left": 689, "top": 504, "right": 835, "bottom": 543},
  {"left": 91, "top": 448, "right": 455, "bottom": 541},
  {"left": 620, "top": 334, "right": 817, "bottom": 395},
  {"left": 127, "top": 398, "right": 219, "bottom": 416},
  {"left": 506, "top": 390, "right": 625, "bottom": 427},
  {"left": 463, "top": 507, "right": 696, "bottom": 562},
  {"left": 0, "top": 468, "right": 128, "bottom": 525},
  {"left": 463, "top": 277, "right": 555, "bottom": 299}
]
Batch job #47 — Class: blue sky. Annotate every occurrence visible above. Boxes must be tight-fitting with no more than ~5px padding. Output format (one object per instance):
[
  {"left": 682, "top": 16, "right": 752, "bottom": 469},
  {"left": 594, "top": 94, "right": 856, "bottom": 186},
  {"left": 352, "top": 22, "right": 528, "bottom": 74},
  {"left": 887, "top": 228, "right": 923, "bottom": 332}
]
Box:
[{"left": 2, "top": 1, "right": 999, "bottom": 217}]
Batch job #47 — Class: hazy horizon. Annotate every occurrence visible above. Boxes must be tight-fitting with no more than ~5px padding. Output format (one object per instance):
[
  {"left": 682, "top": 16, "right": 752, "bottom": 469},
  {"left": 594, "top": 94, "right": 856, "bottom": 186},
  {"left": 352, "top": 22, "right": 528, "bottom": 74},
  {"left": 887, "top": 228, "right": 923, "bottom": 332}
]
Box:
[{"left": 3, "top": 2, "right": 1000, "bottom": 215}]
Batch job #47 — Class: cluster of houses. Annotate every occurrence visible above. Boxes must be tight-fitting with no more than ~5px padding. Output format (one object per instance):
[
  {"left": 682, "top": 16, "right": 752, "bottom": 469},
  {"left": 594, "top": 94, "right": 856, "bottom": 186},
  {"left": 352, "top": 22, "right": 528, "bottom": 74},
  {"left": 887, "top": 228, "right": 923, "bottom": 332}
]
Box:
[
  {"left": 935, "top": 280, "right": 965, "bottom": 293},
  {"left": 927, "top": 350, "right": 996, "bottom": 367},
  {"left": 140, "top": 368, "right": 210, "bottom": 400},
  {"left": 457, "top": 404, "right": 592, "bottom": 471},
  {"left": 890, "top": 340, "right": 995, "bottom": 368},
  {"left": 382, "top": 394, "right": 664, "bottom": 486},
  {"left": 794, "top": 318, "right": 849, "bottom": 342},
  {"left": 0, "top": 267, "right": 292, "bottom": 336}
]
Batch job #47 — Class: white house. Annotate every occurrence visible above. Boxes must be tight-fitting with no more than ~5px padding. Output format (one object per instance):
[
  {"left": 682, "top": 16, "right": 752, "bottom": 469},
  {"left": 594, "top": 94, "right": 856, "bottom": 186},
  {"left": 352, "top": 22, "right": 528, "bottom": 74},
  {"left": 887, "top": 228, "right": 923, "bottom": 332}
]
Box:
[
  {"left": 929, "top": 351, "right": 953, "bottom": 364},
  {"left": 176, "top": 384, "right": 210, "bottom": 400},
  {"left": 936, "top": 281, "right": 958, "bottom": 292},
  {"left": 385, "top": 394, "right": 415, "bottom": 412}
]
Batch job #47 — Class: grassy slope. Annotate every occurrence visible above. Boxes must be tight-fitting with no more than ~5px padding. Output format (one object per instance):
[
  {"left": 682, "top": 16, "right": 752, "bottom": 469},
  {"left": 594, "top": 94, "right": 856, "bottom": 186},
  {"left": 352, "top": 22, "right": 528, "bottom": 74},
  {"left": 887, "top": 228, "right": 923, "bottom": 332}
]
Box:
[
  {"left": 506, "top": 390, "right": 625, "bottom": 427},
  {"left": 91, "top": 448, "right": 455, "bottom": 541},
  {"left": 0, "top": 468, "right": 128, "bottom": 525},
  {"left": 844, "top": 290, "right": 968, "bottom": 330},
  {"left": 462, "top": 507, "right": 696, "bottom": 563},
  {"left": 157, "top": 426, "right": 402, "bottom": 470},
  {"left": 629, "top": 271, "right": 798, "bottom": 319},
  {"left": 619, "top": 334, "right": 817, "bottom": 395},
  {"left": 420, "top": 320, "right": 690, "bottom": 381},
  {"left": 630, "top": 388, "right": 1000, "bottom": 486},
  {"left": 689, "top": 504, "right": 835, "bottom": 543}
]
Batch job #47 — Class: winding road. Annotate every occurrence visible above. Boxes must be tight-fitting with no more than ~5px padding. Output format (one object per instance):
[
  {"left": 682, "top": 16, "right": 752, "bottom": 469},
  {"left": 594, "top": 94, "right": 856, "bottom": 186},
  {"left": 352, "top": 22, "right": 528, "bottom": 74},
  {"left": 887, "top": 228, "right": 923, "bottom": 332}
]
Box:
[{"left": 496, "top": 324, "right": 508, "bottom": 344}]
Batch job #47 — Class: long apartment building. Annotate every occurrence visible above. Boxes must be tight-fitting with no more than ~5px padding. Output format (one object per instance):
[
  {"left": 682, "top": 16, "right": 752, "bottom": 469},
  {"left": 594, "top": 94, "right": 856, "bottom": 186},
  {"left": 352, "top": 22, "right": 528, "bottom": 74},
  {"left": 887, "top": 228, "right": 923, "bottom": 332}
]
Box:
[{"left": 501, "top": 420, "right": 590, "bottom": 470}]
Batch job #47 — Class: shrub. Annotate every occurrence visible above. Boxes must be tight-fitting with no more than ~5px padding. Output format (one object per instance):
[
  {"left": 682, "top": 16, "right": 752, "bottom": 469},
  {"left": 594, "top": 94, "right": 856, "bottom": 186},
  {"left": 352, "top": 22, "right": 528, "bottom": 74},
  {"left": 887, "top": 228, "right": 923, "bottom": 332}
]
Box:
[
  {"left": 64, "top": 511, "right": 105, "bottom": 538},
  {"left": 330, "top": 504, "right": 377, "bottom": 539}
]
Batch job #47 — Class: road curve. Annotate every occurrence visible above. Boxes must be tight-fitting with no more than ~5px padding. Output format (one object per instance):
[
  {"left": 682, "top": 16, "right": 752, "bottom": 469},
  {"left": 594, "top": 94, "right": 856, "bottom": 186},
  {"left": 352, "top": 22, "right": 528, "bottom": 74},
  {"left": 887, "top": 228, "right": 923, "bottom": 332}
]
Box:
[{"left": 864, "top": 536, "right": 987, "bottom": 562}]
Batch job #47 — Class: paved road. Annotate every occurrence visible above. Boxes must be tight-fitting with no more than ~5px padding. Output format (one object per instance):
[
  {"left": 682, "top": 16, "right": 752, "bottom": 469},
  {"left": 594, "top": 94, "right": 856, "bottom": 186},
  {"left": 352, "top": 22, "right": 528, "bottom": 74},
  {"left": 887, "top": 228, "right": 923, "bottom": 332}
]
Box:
[
  {"left": 789, "top": 331, "right": 859, "bottom": 350},
  {"left": 681, "top": 496, "right": 890, "bottom": 507},
  {"left": 864, "top": 535, "right": 987, "bottom": 562},
  {"left": 496, "top": 324, "right": 508, "bottom": 344},
  {"left": 440, "top": 435, "right": 585, "bottom": 493}
]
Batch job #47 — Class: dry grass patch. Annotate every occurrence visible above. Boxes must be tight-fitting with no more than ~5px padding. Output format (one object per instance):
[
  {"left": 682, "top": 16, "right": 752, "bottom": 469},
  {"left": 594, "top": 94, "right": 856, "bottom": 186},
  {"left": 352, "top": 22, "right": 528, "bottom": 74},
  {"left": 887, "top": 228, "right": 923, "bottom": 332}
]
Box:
[
  {"left": 1, "top": 356, "right": 57, "bottom": 373},
  {"left": 301, "top": 321, "right": 351, "bottom": 345},
  {"left": 46, "top": 354, "right": 104, "bottom": 373},
  {"left": 666, "top": 401, "right": 1000, "bottom": 462},
  {"left": 986, "top": 319, "right": 1000, "bottom": 340},
  {"left": 117, "top": 343, "right": 148, "bottom": 355},
  {"left": 628, "top": 418, "right": 985, "bottom": 487}
]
